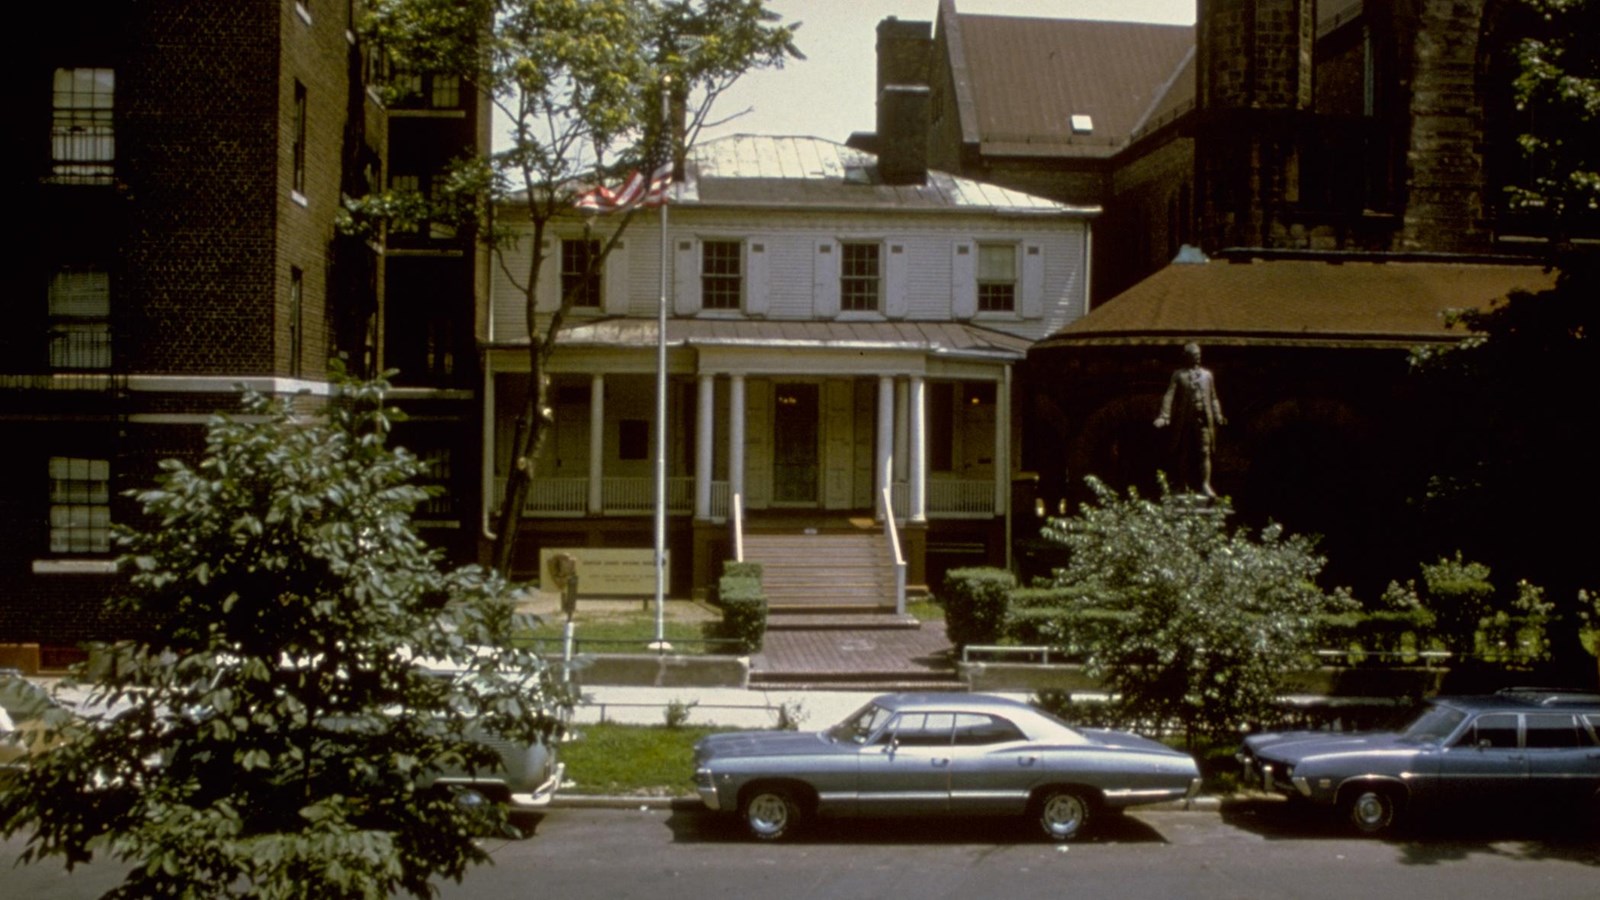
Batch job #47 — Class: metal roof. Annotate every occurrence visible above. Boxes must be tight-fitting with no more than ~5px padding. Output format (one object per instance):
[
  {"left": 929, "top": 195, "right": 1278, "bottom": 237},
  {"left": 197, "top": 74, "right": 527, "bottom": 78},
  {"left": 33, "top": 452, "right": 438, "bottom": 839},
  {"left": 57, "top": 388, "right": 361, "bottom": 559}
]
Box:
[
  {"left": 1036, "top": 255, "right": 1559, "bottom": 349},
  {"left": 678, "top": 134, "right": 1097, "bottom": 216}
]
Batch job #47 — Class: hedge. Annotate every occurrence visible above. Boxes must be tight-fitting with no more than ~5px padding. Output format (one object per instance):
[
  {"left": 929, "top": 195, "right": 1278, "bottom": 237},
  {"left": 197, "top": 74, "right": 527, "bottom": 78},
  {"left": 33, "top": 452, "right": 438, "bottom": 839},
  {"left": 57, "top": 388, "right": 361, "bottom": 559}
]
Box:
[
  {"left": 715, "top": 573, "right": 766, "bottom": 654},
  {"left": 942, "top": 567, "right": 1015, "bottom": 649}
]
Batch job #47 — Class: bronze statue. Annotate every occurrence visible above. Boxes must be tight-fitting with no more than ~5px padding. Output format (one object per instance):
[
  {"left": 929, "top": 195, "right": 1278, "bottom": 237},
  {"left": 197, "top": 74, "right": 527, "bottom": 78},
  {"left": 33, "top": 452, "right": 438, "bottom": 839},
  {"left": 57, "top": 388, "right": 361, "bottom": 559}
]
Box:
[{"left": 1154, "top": 342, "right": 1226, "bottom": 497}]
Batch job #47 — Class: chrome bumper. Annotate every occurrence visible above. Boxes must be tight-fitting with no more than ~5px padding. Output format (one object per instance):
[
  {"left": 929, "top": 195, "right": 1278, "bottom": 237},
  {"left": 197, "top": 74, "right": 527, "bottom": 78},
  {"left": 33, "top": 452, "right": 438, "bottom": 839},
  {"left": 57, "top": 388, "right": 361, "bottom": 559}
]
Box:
[{"left": 509, "top": 761, "right": 566, "bottom": 811}]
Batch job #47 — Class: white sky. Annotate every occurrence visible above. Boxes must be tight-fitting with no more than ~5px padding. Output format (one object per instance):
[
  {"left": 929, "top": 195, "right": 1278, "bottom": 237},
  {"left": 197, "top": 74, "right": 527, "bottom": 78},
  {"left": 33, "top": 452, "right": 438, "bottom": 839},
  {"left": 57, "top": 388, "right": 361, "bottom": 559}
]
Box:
[{"left": 699, "top": 0, "right": 1197, "bottom": 143}]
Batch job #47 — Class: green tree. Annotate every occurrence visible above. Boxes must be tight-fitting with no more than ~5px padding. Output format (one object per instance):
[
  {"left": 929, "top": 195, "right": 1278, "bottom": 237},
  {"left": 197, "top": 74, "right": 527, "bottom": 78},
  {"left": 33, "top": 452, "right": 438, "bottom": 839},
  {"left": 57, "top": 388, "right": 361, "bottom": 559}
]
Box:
[
  {"left": 0, "top": 366, "right": 566, "bottom": 899},
  {"left": 356, "top": 0, "right": 800, "bottom": 574},
  {"left": 1503, "top": 0, "right": 1600, "bottom": 232},
  {"left": 1039, "top": 478, "right": 1353, "bottom": 746}
]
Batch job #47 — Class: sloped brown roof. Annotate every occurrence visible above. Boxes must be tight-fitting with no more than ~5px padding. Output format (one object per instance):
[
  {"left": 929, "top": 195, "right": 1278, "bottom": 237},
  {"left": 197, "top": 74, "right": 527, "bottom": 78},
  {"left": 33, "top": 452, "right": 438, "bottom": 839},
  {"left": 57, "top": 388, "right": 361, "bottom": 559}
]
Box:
[
  {"left": 1036, "top": 257, "right": 1559, "bottom": 349},
  {"left": 945, "top": 9, "right": 1194, "bottom": 158}
]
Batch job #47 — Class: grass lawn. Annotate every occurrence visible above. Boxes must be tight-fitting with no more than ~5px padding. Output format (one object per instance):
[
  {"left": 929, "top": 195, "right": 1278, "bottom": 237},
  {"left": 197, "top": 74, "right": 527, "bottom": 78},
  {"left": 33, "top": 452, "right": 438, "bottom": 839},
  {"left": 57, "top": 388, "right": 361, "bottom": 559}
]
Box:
[{"left": 560, "top": 722, "right": 734, "bottom": 797}]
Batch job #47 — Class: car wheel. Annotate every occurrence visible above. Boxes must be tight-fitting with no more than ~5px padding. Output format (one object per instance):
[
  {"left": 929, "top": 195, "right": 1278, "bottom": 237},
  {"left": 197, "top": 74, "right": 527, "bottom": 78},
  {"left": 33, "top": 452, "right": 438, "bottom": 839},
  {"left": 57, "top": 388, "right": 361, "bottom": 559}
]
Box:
[
  {"left": 741, "top": 787, "right": 803, "bottom": 841},
  {"left": 1344, "top": 786, "right": 1398, "bottom": 836},
  {"left": 1034, "top": 788, "right": 1094, "bottom": 842}
]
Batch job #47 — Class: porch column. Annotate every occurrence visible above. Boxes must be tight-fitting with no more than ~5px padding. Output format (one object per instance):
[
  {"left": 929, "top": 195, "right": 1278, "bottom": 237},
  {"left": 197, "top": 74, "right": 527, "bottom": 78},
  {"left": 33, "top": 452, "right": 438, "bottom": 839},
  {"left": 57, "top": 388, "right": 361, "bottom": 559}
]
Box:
[
  {"left": 728, "top": 374, "right": 747, "bottom": 509},
  {"left": 875, "top": 375, "right": 894, "bottom": 520},
  {"left": 909, "top": 375, "right": 926, "bottom": 523},
  {"left": 695, "top": 373, "right": 715, "bottom": 518},
  {"left": 588, "top": 373, "right": 605, "bottom": 514},
  {"left": 894, "top": 379, "right": 909, "bottom": 498},
  {"left": 994, "top": 368, "right": 1009, "bottom": 514}
]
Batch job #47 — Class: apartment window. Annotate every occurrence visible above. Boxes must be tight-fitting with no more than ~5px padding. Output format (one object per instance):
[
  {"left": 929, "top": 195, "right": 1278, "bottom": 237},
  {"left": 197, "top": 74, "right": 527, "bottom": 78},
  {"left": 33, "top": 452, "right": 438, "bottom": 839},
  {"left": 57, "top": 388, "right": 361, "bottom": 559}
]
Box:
[
  {"left": 977, "top": 244, "right": 1016, "bottom": 312},
  {"left": 561, "top": 239, "right": 601, "bottom": 308},
  {"left": 389, "top": 173, "right": 456, "bottom": 239},
  {"left": 389, "top": 70, "right": 462, "bottom": 109},
  {"left": 289, "top": 267, "right": 304, "bottom": 377},
  {"left": 840, "top": 242, "right": 880, "bottom": 312},
  {"left": 701, "top": 240, "right": 742, "bottom": 310},
  {"left": 49, "top": 456, "right": 111, "bottom": 554},
  {"left": 51, "top": 68, "right": 115, "bottom": 184},
  {"left": 292, "top": 81, "right": 308, "bottom": 197},
  {"left": 48, "top": 267, "right": 111, "bottom": 370}
]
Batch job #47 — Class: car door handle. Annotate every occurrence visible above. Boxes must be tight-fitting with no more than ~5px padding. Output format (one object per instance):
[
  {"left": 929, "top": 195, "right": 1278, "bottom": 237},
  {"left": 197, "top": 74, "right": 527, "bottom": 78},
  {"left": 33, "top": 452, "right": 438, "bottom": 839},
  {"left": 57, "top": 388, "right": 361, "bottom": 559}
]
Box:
[
  {"left": 931, "top": 757, "right": 950, "bottom": 767},
  {"left": 1019, "top": 755, "right": 1039, "bottom": 766}
]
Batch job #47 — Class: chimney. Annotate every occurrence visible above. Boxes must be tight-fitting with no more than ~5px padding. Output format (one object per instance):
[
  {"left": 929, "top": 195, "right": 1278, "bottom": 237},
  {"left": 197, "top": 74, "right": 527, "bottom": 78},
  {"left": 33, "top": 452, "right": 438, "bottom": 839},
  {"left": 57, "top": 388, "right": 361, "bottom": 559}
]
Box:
[
  {"left": 878, "top": 85, "right": 931, "bottom": 185},
  {"left": 874, "top": 17, "right": 934, "bottom": 186}
]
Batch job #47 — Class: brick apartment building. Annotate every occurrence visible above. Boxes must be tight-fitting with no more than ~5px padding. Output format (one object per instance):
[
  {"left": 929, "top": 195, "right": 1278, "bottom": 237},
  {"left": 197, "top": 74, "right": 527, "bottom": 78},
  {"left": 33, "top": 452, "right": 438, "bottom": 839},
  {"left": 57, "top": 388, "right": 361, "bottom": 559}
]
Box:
[
  {"left": 2, "top": 0, "right": 485, "bottom": 667},
  {"left": 851, "top": 0, "right": 1592, "bottom": 591}
]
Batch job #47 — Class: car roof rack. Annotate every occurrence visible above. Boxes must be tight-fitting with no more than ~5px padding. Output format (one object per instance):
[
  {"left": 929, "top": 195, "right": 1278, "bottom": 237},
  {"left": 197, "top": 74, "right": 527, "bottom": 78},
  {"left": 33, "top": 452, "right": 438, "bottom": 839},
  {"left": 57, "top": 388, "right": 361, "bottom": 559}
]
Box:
[{"left": 1493, "top": 686, "right": 1600, "bottom": 706}]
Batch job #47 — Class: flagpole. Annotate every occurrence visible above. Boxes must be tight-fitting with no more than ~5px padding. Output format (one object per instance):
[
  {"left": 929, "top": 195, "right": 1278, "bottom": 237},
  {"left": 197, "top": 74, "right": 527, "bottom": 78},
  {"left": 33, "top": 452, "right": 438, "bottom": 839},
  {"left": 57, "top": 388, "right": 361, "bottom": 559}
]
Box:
[{"left": 653, "top": 76, "right": 670, "bottom": 650}]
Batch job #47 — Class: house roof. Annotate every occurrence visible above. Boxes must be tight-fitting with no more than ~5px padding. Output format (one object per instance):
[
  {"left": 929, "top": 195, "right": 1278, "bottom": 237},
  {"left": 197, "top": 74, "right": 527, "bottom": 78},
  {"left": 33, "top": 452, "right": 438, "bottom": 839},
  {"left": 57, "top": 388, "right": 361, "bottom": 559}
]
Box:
[
  {"left": 551, "top": 316, "right": 1033, "bottom": 361},
  {"left": 940, "top": 2, "right": 1195, "bottom": 159},
  {"left": 678, "top": 134, "right": 1098, "bottom": 216},
  {"left": 1035, "top": 255, "right": 1559, "bottom": 350}
]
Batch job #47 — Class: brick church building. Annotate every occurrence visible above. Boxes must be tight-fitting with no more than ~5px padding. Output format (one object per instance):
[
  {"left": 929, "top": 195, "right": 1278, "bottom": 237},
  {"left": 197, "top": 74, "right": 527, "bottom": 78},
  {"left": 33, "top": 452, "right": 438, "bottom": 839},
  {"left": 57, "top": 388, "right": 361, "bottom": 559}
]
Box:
[{"left": 851, "top": 0, "right": 1586, "bottom": 592}]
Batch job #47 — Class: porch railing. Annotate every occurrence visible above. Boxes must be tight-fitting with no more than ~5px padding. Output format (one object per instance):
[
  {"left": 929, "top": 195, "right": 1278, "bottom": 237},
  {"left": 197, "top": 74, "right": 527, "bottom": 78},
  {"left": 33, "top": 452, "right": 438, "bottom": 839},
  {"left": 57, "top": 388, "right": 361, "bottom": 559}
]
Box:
[
  {"left": 496, "top": 476, "right": 996, "bottom": 518},
  {"left": 889, "top": 479, "right": 997, "bottom": 519},
  {"left": 493, "top": 477, "right": 693, "bottom": 517}
]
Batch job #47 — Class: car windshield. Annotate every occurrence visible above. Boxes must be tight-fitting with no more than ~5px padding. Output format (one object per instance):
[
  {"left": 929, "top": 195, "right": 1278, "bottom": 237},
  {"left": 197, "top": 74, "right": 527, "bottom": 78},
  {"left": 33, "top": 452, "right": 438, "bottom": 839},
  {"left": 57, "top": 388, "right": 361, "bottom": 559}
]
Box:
[
  {"left": 826, "top": 701, "right": 895, "bottom": 744},
  {"left": 1398, "top": 705, "right": 1467, "bottom": 744}
]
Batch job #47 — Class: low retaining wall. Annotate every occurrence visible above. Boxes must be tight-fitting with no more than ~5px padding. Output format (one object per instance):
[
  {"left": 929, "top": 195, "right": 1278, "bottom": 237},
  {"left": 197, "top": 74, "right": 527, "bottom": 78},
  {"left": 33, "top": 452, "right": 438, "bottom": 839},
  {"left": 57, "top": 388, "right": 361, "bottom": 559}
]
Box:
[
  {"left": 958, "top": 661, "right": 1449, "bottom": 698},
  {"left": 576, "top": 653, "right": 749, "bottom": 688}
]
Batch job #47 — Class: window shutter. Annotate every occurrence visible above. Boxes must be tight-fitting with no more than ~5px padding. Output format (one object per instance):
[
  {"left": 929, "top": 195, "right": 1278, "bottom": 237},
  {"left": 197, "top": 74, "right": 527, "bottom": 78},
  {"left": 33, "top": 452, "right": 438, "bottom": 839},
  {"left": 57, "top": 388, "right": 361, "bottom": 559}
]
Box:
[
  {"left": 745, "top": 238, "right": 770, "bottom": 317},
  {"left": 1021, "top": 244, "right": 1044, "bottom": 318},
  {"left": 603, "top": 239, "right": 629, "bottom": 314},
  {"left": 674, "top": 237, "right": 699, "bottom": 315},
  {"left": 951, "top": 241, "right": 977, "bottom": 318},
  {"left": 537, "top": 239, "right": 561, "bottom": 315},
  {"left": 813, "top": 241, "right": 840, "bottom": 318},
  {"left": 884, "top": 241, "right": 909, "bottom": 318}
]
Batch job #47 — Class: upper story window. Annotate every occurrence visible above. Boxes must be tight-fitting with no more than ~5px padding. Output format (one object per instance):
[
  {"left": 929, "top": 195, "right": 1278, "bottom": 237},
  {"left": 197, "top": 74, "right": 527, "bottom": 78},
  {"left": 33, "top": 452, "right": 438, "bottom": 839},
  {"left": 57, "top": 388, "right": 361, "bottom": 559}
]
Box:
[
  {"left": 840, "top": 242, "right": 880, "bottom": 312},
  {"left": 292, "top": 81, "right": 308, "bottom": 198},
  {"left": 701, "top": 240, "right": 742, "bottom": 310},
  {"left": 390, "top": 70, "right": 463, "bottom": 109},
  {"left": 49, "top": 456, "right": 111, "bottom": 555},
  {"left": 51, "top": 68, "right": 115, "bottom": 185},
  {"left": 48, "top": 267, "right": 111, "bottom": 370},
  {"left": 389, "top": 173, "right": 457, "bottom": 239},
  {"left": 976, "top": 244, "right": 1016, "bottom": 312},
  {"left": 289, "top": 267, "right": 304, "bottom": 378},
  {"left": 561, "top": 238, "right": 602, "bottom": 308}
]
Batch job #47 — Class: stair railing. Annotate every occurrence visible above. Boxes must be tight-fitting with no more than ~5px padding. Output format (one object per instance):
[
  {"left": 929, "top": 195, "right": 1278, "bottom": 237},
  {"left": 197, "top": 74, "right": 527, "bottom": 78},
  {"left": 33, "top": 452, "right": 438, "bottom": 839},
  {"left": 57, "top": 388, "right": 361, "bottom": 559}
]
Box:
[
  {"left": 882, "top": 487, "right": 907, "bottom": 616},
  {"left": 732, "top": 491, "right": 745, "bottom": 563}
]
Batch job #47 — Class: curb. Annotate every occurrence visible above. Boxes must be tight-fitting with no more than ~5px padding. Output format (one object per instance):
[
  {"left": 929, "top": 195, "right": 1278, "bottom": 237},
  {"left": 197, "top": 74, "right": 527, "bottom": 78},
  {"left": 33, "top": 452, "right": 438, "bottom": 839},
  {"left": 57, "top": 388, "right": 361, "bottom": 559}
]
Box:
[{"left": 547, "top": 794, "right": 1225, "bottom": 813}]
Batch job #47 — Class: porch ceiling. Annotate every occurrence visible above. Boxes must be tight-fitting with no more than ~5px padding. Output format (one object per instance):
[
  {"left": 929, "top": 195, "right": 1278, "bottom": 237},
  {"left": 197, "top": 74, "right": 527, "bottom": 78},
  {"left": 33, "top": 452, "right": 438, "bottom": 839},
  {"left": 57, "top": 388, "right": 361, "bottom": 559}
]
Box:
[{"left": 537, "top": 317, "right": 1033, "bottom": 360}]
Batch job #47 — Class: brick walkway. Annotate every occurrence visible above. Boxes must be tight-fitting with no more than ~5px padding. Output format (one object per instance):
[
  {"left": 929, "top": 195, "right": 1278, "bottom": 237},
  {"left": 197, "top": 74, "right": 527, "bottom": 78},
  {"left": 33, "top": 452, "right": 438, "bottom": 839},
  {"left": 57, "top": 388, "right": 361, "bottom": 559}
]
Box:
[{"left": 752, "top": 623, "right": 956, "bottom": 677}]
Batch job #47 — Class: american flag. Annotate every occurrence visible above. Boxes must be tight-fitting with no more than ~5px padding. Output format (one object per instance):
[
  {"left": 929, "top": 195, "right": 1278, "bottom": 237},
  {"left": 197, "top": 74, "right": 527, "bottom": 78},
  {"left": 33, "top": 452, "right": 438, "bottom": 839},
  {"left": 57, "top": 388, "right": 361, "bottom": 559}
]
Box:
[{"left": 575, "top": 159, "right": 673, "bottom": 214}]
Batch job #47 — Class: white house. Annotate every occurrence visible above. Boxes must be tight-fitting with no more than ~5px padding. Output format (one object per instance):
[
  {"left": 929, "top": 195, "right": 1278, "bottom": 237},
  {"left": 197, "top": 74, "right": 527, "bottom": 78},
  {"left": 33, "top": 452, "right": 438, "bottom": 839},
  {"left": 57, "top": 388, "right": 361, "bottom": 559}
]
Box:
[{"left": 483, "top": 134, "right": 1096, "bottom": 608}]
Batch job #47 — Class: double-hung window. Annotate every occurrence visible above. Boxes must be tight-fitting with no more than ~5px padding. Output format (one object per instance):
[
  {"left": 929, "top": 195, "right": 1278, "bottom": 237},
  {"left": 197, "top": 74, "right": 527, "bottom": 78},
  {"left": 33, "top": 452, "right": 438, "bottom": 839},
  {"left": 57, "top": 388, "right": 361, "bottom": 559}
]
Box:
[
  {"left": 561, "top": 239, "right": 602, "bottom": 308},
  {"left": 701, "top": 240, "right": 742, "bottom": 310},
  {"left": 51, "top": 68, "right": 115, "bottom": 184},
  {"left": 840, "top": 242, "right": 880, "bottom": 312},
  {"left": 49, "top": 456, "right": 111, "bottom": 555},
  {"left": 292, "top": 81, "right": 308, "bottom": 198},
  {"left": 48, "top": 267, "right": 111, "bottom": 370},
  {"left": 977, "top": 244, "right": 1017, "bottom": 312}
]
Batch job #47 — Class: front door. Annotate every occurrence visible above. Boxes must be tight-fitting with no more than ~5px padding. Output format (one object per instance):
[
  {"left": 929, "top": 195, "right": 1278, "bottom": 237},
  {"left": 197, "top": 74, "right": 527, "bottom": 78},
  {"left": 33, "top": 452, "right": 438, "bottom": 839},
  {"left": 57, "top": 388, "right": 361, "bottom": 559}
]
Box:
[{"left": 773, "top": 382, "right": 819, "bottom": 504}]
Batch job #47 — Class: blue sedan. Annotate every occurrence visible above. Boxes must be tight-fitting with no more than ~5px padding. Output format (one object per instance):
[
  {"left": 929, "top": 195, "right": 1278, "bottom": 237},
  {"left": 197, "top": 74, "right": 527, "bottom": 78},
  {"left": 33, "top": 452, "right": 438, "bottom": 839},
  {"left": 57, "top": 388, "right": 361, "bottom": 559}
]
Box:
[{"left": 693, "top": 692, "right": 1200, "bottom": 841}]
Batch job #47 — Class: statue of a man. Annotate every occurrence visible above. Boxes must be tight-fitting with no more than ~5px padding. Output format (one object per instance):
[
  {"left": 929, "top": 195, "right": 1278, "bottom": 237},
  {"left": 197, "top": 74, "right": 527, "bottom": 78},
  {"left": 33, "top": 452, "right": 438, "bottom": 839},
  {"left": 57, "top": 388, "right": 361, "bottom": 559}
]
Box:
[{"left": 1154, "top": 342, "right": 1226, "bottom": 497}]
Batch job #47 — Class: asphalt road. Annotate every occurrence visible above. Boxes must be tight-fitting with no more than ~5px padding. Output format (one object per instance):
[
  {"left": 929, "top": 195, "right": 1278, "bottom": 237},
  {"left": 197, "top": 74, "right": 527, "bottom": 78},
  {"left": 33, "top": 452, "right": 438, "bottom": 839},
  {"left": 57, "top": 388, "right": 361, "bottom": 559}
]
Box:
[{"left": 6, "top": 800, "right": 1597, "bottom": 899}]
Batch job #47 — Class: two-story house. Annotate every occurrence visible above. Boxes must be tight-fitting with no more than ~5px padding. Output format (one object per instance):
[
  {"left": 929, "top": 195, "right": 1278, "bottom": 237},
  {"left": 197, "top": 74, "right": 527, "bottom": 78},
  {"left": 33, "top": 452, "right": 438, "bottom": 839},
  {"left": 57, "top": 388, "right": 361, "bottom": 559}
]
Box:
[{"left": 485, "top": 133, "right": 1096, "bottom": 607}]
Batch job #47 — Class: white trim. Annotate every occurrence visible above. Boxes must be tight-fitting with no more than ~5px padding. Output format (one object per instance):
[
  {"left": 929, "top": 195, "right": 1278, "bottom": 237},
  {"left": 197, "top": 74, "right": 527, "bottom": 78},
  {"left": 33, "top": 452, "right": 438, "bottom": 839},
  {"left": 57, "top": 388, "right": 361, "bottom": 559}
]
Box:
[
  {"left": 291, "top": 190, "right": 309, "bottom": 208},
  {"left": 32, "top": 559, "right": 117, "bottom": 575},
  {"left": 123, "top": 375, "right": 335, "bottom": 394}
]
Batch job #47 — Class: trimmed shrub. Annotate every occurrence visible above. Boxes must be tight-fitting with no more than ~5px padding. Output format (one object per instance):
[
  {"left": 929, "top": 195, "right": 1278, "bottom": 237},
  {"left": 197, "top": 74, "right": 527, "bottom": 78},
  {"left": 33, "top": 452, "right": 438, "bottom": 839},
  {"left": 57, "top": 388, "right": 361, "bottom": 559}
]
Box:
[
  {"left": 716, "top": 573, "right": 767, "bottom": 653},
  {"left": 1316, "top": 608, "right": 1438, "bottom": 664},
  {"left": 721, "top": 560, "right": 764, "bottom": 585},
  {"left": 942, "top": 567, "right": 1015, "bottom": 649}
]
